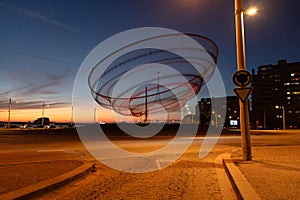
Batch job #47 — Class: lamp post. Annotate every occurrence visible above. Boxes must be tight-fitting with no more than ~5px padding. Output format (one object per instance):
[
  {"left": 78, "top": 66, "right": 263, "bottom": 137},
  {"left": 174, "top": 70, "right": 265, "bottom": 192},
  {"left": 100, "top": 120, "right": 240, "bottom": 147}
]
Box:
[
  {"left": 144, "top": 87, "right": 148, "bottom": 123},
  {"left": 42, "top": 103, "right": 45, "bottom": 126},
  {"left": 7, "top": 98, "right": 11, "bottom": 129},
  {"left": 94, "top": 108, "right": 97, "bottom": 124},
  {"left": 212, "top": 111, "right": 218, "bottom": 127},
  {"left": 41, "top": 103, "right": 49, "bottom": 126},
  {"left": 234, "top": 0, "right": 256, "bottom": 160},
  {"left": 71, "top": 106, "right": 74, "bottom": 126},
  {"left": 282, "top": 106, "right": 286, "bottom": 130}
]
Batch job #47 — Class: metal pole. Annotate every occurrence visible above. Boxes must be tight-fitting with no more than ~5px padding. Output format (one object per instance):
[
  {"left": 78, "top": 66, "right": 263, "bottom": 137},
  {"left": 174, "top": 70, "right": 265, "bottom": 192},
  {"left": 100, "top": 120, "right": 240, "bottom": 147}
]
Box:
[
  {"left": 144, "top": 87, "right": 148, "bottom": 123},
  {"left": 235, "top": 0, "right": 252, "bottom": 160},
  {"left": 216, "top": 113, "right": 218, "bottom": 127},
  {"left": 8, "top": 98, "right": 11, "bottom": 129},
  {"left": 282, "top": 106, "right": 286, "bottom": 130},
  {"left": 192, "top": 113, "right": 194, "bottom": 124},
  {"left": 94, "top": 108, "right": 97, "bottom": 124},
  {"left": 71, "top": 106, "right": 74, "bottom": 125},
  {"left": 42, "top": 103, "right": 45, "bottom": 126},
  {"left": 263, "top": 107, "right": 266, "bottom": 129}
]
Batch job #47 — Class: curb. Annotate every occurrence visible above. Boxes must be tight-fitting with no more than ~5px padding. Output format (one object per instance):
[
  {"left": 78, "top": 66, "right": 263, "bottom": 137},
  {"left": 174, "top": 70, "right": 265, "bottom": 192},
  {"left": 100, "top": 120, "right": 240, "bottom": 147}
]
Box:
[
  {"left": 0, "top": 161, "right": 95, "bottom": 200},
  {"left": 215, "top": 153, "right": 236, "bottom": 200},
  {"left": 222, "top": 150, "right": 261, "bottom": 200},
  {"left": 250, "top": 130, "right": 300, "bottom": 135}
]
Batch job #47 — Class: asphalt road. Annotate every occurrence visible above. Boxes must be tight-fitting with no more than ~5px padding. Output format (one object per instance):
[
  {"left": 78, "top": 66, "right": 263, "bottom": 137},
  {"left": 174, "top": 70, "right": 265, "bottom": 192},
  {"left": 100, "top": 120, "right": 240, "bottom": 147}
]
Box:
[{"left": 1, "top": 132, "right": 299, "bottom": 199}]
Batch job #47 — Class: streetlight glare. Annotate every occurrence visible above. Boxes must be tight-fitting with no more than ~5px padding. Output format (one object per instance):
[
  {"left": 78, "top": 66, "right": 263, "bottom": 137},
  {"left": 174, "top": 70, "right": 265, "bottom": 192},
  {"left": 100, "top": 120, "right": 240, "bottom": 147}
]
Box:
[{"left": 245, "top": 7, "right": 257, "bottom": 15}]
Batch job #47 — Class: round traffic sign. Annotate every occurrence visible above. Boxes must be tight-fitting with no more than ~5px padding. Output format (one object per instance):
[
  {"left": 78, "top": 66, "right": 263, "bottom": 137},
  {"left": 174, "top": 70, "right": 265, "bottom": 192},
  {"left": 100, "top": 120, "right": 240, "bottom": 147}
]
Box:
[{"left": 232, "top": 70, "right": 252, "bottom": 87}]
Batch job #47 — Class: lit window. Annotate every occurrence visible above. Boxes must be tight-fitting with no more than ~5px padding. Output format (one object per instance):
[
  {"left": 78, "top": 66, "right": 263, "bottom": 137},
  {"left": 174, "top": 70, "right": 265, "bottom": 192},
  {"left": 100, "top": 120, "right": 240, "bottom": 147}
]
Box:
[
  {"left": 284, "top": 83, "right": 290, "bottom": 86},
  {"left": 292, "top": 92, "right": 300, "bottom": 95},
  {"left": 291, "top": 73, "right": 295, "bottom": 77},
  {"left": 287, "top": 92, "right": 291, "bottom": 95},
  {"left": 287, "top": 97, "right": 291, "bottom": 99}
]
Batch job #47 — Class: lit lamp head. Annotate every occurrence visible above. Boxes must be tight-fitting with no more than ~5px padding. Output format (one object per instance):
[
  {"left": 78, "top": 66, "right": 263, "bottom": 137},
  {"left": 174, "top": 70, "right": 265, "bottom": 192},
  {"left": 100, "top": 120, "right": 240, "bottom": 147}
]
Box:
[{"left": 245, "top": 7, "right": 257, "bottom": 15}]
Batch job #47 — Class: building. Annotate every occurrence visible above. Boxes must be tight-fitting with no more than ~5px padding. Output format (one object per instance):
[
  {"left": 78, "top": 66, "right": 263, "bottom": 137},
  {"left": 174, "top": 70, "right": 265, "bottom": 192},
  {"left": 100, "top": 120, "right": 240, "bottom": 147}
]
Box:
[
  {"left": 251, "top": 60, "right": 300, "bottom": 129},
  {"left": 195, "top": 96, "right": 240, "bottom": 128}
]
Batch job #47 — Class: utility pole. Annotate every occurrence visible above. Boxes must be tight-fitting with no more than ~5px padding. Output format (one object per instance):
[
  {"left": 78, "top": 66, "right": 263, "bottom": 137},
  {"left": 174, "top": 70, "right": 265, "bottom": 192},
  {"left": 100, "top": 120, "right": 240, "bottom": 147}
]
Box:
[
  {"left": 234, "top": 0, "right": 252, "bottom": 160},
  {"left": 71, "top": 106, "right": 74, "bottom": 126},
  {"left": 94, "top": 108, "right": 97, "bottom": 124},
  {"left": 191, "top": 113, "right": 194, "bottom": 124},
  {"left": 144, "top": 87, "right": 148, "bottom": 123},
  {"left": 282, "top": 106, "right": 286, "bottom": 130},
  {"left": 263, "top": 107, "right": 266, "bottom": 129},
  {"left": 42, "top": 103, "right": 45, "bottom": 126},
  {"left": 8, "top": 98, "right": 11, "bottom": 129}
]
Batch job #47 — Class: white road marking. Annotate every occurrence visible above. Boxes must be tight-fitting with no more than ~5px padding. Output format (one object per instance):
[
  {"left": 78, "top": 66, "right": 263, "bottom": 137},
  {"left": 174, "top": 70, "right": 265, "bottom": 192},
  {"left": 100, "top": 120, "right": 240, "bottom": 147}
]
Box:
[
  {"left": 155, "top": 159, "right": 162, "bottom": 170},
  {"left": 37, "top": 149, "right": 65, "bottom": 152}
]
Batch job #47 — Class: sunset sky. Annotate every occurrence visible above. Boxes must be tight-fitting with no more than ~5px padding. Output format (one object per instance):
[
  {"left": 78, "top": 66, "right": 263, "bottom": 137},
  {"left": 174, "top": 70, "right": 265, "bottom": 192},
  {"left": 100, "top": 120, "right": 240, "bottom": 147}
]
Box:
[{"left": 0, "top": 0, "right": 299, "bottom": 123}]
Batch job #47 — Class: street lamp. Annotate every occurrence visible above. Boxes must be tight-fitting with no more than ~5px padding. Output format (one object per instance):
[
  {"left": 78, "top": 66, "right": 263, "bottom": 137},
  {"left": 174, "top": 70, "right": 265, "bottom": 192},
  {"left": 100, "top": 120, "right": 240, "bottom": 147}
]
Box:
[
  {"left": 70, "top": 106, "right": 74, "bottom": 126},
  {"left": 234, "top": 0, "right": 256, "bottom": 161},
  {"left": 245, "top": 7, "right": 257, "bottom": 15},
  {"left": 275, "top": 105, "right": 286, "bottom": 130},
  {"left": 41, "top": 103, "right": 49, "bottom": 126},
  {"left": 7, "top": 98, "right": 12, "bottom": 129},
  {"left": 212, "top": 111, "right": 218, "bottom": 127}
]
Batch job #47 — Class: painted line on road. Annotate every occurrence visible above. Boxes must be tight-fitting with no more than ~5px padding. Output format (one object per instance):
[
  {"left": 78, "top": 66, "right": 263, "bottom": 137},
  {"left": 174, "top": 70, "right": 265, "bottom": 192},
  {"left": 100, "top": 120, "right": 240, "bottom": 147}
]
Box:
[
  {"left": 155, "top": 159, "right": 162, "bottom": 170},
  {"left": 37, "top": 149, "right": 65, "bottom": 153}
]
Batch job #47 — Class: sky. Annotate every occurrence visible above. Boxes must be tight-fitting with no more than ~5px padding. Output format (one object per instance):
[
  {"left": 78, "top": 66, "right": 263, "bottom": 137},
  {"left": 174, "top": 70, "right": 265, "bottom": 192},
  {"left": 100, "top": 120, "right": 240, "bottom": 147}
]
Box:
[{"left": 0, "top": 0, "right": 299, "bottom": 123}]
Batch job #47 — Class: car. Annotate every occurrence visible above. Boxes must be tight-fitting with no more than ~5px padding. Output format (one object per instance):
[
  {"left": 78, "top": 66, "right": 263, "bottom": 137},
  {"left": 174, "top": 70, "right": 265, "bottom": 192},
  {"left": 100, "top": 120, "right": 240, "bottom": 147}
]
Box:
[
  {"left": 45, "top": 124, "right": 56, "bottom": 129},
  {"left": 4, "top": 124, "right": 20, "bottom": 128},
  {"left": 20, "top": 124, "right": 33, "bottom": 129}
]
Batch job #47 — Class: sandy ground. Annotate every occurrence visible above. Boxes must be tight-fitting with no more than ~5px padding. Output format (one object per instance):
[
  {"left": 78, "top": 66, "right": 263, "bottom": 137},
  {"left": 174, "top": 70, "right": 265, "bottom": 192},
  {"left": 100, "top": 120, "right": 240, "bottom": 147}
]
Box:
[
  {"left": 233, "top": 146, "right": 300, "bottom": 200},
  {"left": 0, "top": 133, "right": 88, "bottom": 197},
  {"left": 0, "top": 160, "right": 82, "bottom": 195},
  {"left": 39, "top": 143, "right": 231, "bottom": 200}
]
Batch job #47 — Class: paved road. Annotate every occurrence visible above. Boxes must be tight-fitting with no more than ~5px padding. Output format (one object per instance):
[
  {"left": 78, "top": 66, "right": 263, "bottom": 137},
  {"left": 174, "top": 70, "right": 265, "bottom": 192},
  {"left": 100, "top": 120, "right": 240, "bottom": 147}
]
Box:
[
  {"left": 40, "top": 138, "right": 236, "bottom": 200},
  {"left": 1, "top": 133, "right": 298, "bottom": 199}
]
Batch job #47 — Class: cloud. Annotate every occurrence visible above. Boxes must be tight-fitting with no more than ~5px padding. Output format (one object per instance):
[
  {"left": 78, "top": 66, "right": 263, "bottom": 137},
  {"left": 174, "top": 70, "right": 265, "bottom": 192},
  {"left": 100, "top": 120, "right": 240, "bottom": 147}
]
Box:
[
  {"left": 0, "top": 55, "right": 76, "bottom": 99},
  {"left": 0, "top": 52, "right": 77, "bottom": 99},
  {"left": 0, "top": 99, "right": 71, "bottom": 110},
  {"left": 0, "top": 2, "right": 79, "bottom": 33},
  {"left": 19, "top": 80, "right": 63, "bottom": 96}
]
